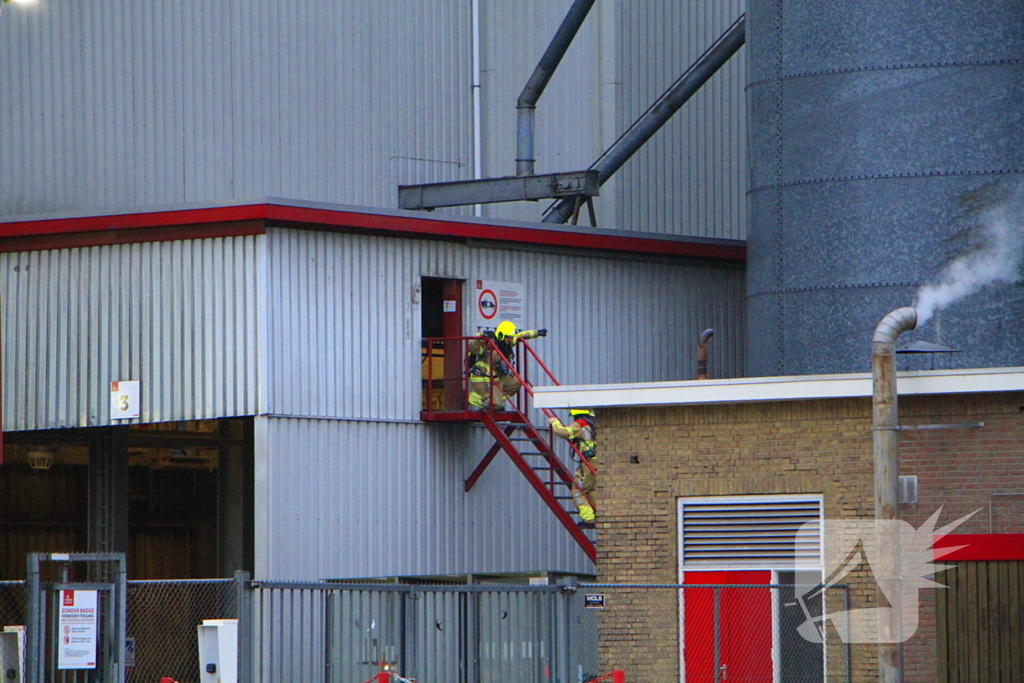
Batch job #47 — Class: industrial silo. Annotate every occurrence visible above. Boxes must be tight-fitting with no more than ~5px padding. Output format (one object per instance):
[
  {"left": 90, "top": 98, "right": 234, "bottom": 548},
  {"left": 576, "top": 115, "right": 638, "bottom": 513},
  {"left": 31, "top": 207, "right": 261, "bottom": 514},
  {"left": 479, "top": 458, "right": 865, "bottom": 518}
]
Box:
[{"left": 745, "top": 0, "right": 1024, "bottom": 376}]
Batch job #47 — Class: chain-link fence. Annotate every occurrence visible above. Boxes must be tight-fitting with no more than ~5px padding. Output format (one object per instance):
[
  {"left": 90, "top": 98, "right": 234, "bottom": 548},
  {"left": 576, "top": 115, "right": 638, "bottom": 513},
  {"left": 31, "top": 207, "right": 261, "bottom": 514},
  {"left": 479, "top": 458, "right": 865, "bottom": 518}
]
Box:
[
  {"left": 573, "top": 584, "right": 850, "bottom": 683},
  {"left": 125, "top": 579, "right": 236, "bottom": 683},
  {"left": 9, "top": 577, "right": 853, "bottom": 683}
]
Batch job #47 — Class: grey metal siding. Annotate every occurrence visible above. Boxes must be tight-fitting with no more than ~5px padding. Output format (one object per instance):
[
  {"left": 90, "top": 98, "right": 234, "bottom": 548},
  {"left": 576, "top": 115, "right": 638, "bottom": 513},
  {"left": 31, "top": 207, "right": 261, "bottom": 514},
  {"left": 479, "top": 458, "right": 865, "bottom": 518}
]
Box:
[
  {"left": 1, "top": 237, "right": 262, "bottom": 430},
  {"left": 615, "top": 0, "right": 747, "bottom": 239},
  {"left": 255, "top": 416, "right": 596, "bottom": 580},
  {"left": 263, "top": 227, "right": 745, "bottom": 420},
  {"left": 0, "top": 1, "right": 747, "bottom": 239}
]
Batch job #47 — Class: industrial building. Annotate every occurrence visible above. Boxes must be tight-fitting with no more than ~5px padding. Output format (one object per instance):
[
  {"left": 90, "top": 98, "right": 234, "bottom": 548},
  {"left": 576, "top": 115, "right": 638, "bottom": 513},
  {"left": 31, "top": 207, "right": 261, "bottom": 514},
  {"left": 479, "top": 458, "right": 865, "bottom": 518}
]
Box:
[
  {"left": 0, "top": 1, "right": 1022, "bottom": 680},
  {"left": 0, "top": 0, "right": 750, "bottom": 583}
]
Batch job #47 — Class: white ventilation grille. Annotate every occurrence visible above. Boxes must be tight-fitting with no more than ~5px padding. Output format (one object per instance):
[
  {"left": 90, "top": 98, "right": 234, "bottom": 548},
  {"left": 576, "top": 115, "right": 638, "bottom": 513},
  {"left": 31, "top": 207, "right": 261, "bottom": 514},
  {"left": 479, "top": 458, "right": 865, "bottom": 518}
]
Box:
[
  {"left": 898, "top": 476, "right": 919, "bottom": 505},
  {"left": 680, "top": 497, "right": 822, "bottom": 568}
]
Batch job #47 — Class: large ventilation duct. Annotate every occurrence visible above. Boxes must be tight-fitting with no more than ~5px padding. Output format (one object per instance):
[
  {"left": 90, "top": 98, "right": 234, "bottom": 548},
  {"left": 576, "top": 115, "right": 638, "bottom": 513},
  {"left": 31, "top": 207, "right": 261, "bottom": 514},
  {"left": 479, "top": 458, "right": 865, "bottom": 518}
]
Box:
[{"left": 745, "top": 0, "right": 1024, "bottom": 376}]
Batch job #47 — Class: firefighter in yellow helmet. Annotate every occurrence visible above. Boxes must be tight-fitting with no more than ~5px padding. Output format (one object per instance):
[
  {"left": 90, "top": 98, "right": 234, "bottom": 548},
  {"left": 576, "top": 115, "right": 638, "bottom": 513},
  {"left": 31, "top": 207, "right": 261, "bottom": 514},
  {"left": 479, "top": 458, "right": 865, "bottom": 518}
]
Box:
[
  {"left": 548, "top": 409, "right": 597, "bottom": 528},
  {"left": 467, "top": 321, "right": 547, "bottom": 411}
]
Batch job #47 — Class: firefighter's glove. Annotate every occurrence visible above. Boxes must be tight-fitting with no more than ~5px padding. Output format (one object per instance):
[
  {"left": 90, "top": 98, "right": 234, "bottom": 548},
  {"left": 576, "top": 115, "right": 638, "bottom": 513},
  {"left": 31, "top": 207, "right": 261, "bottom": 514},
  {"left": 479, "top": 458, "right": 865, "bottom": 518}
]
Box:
[
  {"left": 537, "top": 328, "right": 548, "bottom": 337},
  {"left": 548, "top": 416, "right": 559, "bottom": 425}
]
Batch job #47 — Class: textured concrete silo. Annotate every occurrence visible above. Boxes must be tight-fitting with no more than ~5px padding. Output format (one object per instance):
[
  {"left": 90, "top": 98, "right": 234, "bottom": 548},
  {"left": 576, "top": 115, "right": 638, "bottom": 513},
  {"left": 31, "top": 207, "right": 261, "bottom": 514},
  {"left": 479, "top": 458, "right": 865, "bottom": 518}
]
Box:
[{"left": 745, "top": 0, "right": 1024, "bottom": 376}]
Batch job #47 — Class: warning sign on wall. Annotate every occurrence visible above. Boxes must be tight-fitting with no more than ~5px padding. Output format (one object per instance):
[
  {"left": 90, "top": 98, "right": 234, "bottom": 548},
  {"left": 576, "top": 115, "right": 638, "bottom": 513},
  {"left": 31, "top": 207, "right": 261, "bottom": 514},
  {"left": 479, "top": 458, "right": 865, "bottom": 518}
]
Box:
[
  {"left": 473, "top": 280, "right": 525, "bottom": 332},
  {"left": 57, "top": 590, "right": 98, "bottom": 670}
]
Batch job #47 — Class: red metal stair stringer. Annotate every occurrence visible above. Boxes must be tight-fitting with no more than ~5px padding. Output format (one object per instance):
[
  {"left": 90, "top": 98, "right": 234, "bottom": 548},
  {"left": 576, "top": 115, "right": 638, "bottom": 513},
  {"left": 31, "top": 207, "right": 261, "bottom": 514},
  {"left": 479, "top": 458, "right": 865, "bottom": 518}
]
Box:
[{"left": 479, "top": 412, "right": 597, "bottom": 563}]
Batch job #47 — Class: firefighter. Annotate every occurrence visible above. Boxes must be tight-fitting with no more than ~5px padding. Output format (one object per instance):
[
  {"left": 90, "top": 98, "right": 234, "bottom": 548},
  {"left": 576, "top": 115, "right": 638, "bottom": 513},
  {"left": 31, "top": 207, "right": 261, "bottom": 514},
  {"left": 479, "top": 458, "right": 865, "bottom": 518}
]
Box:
[
  {"left": 548, "top": 409, "right": 597, "bottom": 528},
  {"left": 467, "top": 321, "right": 547, "bottom": 411}
]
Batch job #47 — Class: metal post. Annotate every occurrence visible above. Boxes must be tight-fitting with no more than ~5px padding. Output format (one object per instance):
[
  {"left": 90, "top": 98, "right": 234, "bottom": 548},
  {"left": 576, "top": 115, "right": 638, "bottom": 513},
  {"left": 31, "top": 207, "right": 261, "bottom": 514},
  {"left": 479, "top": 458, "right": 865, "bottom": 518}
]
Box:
[
  {"left": 558, "top": 579, "right": 576, "bottom": 683},
  {"left": 115, "top": 554, "right": 127, "bottom": 683},
  {"left": 235, "top": 571, "right": 252, "bottom": 683},
  {"left": 25, "top": 554, "right": 40, "bottom": 683},
  {"left": 872, "top": 307, "right": 916, "bottom": 683},
  {"left": 713, "top": 587, "right": 721, "bottom": 683}
]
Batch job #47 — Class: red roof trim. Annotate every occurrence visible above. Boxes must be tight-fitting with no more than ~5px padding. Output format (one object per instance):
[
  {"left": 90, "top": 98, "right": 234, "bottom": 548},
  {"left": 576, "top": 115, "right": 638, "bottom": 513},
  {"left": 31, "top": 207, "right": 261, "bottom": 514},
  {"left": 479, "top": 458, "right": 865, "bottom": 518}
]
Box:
[
  {"left": 933, "top": 534, "right": 1024, "bottom": 561},
  {"left": 0, "top": 203, "right": 746, "bottom": 261}
]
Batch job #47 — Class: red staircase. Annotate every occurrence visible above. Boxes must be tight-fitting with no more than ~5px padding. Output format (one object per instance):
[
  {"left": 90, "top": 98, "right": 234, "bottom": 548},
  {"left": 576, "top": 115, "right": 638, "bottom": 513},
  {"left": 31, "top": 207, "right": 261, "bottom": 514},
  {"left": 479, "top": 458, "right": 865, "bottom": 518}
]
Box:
[{"left": 421, "top": 336, "right": 598, "bottom": 563}]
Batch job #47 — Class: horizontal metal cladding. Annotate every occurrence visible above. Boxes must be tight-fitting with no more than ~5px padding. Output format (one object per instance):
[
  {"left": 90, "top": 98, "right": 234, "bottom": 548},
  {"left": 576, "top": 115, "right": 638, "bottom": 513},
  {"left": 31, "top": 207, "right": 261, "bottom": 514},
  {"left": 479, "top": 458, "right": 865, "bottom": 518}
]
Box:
[
  {"left": 2, "top": 237, "right": 262, "bottom": 430},
  {"left": 256, "top": 417, "right": 595, "bottom": 579},
  {"left": 262, "top": 227, "right": 745, "bottom": 421},
  {"left": 615, "top": 0, "right": 747, "bottom": 240},
  {"left": 0, "top": 0, "right": 744, "bottom": 239}
]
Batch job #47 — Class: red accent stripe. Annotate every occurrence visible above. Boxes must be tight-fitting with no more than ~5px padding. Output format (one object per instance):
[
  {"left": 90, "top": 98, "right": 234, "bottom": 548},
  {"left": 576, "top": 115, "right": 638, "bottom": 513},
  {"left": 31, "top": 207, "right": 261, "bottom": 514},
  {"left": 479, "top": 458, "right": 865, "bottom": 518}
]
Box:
[
  {"left": 0, "top": 203, "right": 746, "bottom": 261},
  {"left": 933, "top": 534, "right": 1024, "bottom": 561}
]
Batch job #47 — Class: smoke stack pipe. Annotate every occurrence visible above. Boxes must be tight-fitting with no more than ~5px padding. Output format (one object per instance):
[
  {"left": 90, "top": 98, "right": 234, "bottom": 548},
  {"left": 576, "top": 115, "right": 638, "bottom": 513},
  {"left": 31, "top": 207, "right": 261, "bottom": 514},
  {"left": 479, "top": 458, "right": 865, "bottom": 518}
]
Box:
[
  {"left": 872, "top": 306, "right": 917, "bottom": 683},
  {"left": 697, "top": 329, "right": 714, "bottom": 380}
]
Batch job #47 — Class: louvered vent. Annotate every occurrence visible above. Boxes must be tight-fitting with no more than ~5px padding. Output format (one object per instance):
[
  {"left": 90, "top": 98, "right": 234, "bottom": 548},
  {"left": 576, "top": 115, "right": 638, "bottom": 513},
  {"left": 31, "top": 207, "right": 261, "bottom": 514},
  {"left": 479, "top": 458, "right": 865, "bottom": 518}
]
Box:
[
  {"left": 681, "top": 498, "right": 822, "bottom": 567},
  {"left": 898, "top": 475, "right": 918, "bottom": 505}
]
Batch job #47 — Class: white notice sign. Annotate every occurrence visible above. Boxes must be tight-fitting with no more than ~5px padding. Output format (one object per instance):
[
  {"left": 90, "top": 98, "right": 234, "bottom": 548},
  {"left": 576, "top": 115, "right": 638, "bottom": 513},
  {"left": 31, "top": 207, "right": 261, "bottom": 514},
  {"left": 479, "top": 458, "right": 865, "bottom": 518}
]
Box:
[
  {"left": 110, "top": 380, "right": 141, "bottom": 419},
  {"left": 473, "top": 280, "right": 525, "bottom": 331},
  {"left": 57, "top": 590, "right": 98, "bottom": 670}
]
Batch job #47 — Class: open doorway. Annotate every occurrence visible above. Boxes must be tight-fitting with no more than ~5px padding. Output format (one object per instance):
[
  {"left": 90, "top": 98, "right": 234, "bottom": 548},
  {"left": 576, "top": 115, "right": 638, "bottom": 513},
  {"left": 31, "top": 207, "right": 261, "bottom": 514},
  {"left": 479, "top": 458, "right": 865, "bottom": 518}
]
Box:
[
  {"left": 420, "top": 277, "right": 464, "bottom": 413},
  {"left": 0, "top": 419, "right": 253, "bottom": 581}
]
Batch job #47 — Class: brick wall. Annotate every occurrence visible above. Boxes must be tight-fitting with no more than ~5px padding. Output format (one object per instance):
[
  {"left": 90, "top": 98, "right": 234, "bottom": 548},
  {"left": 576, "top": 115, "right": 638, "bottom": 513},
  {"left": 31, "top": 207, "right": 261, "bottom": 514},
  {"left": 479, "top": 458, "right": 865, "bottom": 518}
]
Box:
[{"left": 595, "top": 391, "right": 1024, "bottom": 683}]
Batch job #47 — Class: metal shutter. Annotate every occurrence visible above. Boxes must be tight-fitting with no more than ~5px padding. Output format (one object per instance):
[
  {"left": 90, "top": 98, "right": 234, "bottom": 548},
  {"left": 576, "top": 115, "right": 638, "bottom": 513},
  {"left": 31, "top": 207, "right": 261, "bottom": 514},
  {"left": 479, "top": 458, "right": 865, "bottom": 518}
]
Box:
[{"left": 680, "top": 497, "right": 822, "bottom": 568}]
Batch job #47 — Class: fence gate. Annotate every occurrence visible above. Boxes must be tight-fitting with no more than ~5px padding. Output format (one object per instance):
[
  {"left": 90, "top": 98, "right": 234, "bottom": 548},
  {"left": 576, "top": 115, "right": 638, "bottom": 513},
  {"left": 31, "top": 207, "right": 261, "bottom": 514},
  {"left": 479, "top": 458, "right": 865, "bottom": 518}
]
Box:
[{"left": 26, "top": 553, "right": 127, "bottom": 683}]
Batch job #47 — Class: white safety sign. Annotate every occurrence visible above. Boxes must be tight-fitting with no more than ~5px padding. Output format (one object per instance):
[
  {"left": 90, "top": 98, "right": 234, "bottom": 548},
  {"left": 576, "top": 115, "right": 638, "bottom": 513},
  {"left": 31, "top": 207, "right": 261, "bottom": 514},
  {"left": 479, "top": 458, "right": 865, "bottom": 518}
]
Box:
[
  {"left": 57, "top": 590, "right": 98, "bottom": 670},
  {"left": 110, "top": 380, "right": 141, "bottom": 420},
  {"left": 474, "top": 280, "right": 525, "bottom": 331}
]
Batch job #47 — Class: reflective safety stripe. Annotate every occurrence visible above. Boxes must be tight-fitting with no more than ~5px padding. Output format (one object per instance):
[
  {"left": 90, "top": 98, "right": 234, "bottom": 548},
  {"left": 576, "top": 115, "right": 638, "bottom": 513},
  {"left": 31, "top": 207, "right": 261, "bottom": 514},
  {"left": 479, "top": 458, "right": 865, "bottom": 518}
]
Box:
[{"left": 578, "top": 505, "right": 595, "bottom": 522}]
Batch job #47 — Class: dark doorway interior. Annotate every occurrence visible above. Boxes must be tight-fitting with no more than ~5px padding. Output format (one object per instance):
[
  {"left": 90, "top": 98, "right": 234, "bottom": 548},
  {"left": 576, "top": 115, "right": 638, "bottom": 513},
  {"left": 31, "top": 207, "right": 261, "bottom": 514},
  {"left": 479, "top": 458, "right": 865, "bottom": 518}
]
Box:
[
  {"left": 0, "top": 418, "right": 254, "bottom": 580},
  {"left": 421, "top": 277, "right": 464, "bottom": 413}
]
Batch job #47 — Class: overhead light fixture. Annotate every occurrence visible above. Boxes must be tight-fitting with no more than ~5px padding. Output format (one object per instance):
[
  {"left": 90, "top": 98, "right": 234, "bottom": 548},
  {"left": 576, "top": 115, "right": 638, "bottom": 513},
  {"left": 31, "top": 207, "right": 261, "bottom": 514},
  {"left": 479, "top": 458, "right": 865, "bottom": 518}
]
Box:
[
  {"left": 3, "top": 0, "right": 39, "bottom": 5},
  {"left": 26, "top": 446, "right": 54, "bottom": 471}
]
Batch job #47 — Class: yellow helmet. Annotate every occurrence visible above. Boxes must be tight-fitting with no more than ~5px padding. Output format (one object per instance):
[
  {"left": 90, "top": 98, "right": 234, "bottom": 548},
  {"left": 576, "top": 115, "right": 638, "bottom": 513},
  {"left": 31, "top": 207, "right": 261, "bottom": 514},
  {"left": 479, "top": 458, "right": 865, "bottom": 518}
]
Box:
[
  {"left": 570, "top": 409, "right": 594, "bottom": 418},
  {"left": 495, "top": 321, "right": 518, "bottom": 341}
]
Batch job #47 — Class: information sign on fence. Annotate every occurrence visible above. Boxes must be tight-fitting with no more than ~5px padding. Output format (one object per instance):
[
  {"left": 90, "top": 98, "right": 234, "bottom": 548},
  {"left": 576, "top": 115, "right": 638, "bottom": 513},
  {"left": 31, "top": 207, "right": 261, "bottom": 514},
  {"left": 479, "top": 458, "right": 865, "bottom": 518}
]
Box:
[
  {"left": 584, "top": 594, "right": 605, "bottom": 609},
  {"left": 57, "top": 590, "right": 98, "bottom": 669}
]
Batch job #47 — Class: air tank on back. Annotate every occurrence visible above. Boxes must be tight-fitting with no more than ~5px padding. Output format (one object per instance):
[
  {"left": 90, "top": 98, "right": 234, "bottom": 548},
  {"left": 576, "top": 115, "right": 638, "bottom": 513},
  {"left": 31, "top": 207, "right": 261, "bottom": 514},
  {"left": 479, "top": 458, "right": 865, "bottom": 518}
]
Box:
[{"left": 745, "top": 0, "right": 1024, "bottom": 376}]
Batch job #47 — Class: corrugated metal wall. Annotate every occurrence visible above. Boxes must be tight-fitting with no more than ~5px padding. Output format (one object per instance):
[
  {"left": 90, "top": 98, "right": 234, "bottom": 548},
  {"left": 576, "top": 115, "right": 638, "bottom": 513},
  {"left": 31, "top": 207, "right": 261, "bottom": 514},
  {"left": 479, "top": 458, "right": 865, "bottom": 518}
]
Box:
[
  {"left": 256, "top": 227, "right": 743, "bottom": 578},
  {"left": 1, "top": 237, "right": 262, "bottom": 430},
  {"left": 263, "top": 227, "right": 745, "bottom": 420},
  {"left": 256, "top": 416, "right": 596, "bottom": 579},
  {"left": 0, "top": 0, "right": 746, "bottom": 239},
  {"left": 615, "top": 0, "right": 747, "bottom": 239}
]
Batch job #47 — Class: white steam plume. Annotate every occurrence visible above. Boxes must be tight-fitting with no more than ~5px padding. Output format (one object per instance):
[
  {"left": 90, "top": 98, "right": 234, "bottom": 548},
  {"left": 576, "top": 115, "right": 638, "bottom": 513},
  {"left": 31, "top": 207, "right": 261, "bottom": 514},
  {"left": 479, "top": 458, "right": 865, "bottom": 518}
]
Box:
[{"left": 915, "top": 203, "right": 1024, "bottom": 327}]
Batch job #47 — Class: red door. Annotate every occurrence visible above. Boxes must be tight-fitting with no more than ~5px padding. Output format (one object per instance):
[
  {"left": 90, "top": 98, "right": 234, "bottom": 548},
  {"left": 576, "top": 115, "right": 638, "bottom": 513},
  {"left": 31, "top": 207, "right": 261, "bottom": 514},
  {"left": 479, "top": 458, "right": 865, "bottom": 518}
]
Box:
[
  {"left": 682, "top": 570, "right": 773, "bottom": 683},
  {"left": 440, "top": 280, "right": 464, "bottom": 410}
]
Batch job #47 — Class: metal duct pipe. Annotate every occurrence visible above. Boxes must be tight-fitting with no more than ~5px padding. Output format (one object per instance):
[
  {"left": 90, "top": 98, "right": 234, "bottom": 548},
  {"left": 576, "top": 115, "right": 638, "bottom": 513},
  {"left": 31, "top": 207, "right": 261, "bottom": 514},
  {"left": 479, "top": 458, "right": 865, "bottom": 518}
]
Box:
[
  {"left": 543, "top": 14, "right": 745, "bottom": 223},
  {"left": 697, "top": 329, "right": 714, "bottom": 380},
  {"left": 516, "top": 0, "right": 597, "bottom": 177},
  {"left": 872, "top": 306, "right": 917, "bottom": 683}
]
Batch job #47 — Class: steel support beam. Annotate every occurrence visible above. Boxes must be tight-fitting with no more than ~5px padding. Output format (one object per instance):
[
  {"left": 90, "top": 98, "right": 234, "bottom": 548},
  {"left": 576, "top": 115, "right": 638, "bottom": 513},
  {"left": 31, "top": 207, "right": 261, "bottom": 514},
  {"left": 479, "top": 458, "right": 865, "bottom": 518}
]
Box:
[{"left": 399, "top": 170, "right": 598, "bottom": 210}]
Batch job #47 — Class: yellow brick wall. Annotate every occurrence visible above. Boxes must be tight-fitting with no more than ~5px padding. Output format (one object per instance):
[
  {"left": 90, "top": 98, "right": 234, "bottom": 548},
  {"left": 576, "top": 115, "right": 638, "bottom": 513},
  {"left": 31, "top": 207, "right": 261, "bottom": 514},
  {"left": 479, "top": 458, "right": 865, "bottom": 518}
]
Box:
[{"left": 593, "top": 391, "right": 1024, "bottom": 683}]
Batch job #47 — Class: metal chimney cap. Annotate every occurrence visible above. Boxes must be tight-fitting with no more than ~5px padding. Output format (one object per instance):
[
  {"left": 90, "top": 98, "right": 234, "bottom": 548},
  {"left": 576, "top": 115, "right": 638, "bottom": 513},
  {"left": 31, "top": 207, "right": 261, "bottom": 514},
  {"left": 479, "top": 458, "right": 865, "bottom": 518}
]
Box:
[{"left": 896, "top": 340, "right": 958, "bottom": 354}]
